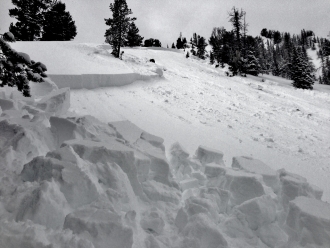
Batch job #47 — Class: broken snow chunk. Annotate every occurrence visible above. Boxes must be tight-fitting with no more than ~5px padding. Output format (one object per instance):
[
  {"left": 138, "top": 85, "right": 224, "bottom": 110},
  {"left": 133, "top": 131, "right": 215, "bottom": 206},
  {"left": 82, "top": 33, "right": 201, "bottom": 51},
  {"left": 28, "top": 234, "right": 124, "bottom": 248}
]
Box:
[
  {"left": 192, "top": 171, "right": 207, "bottom": 185},
  {"left": 181, "top": 214, "right": 228, "bottom": 248},
  {"left": 36, "top": 87, "right": 70, "bottom": 116},
  {"left": 257, "top": 223, "right": 288, "bottom": 248},
  {"left": 175, "top": 208, "right": 189, "bottom": 232},
  {"left": 140, "top": 131, "right": 165, "bottom": 151},
  {"left": 21, "top": 156, "right": 64, "bottom": 182},
  {"left": 232, "top": 156, "right": 280, "bottom": 192},
  {"left": 170, "top": 142, "right": 189, "bottom": 160},
  {"left": 0, "top": 98, "right": 16, "bottom": 111},
  {"left": 278, "top": 169, "right": 323, "bottom": 209},
  {"left": 64, "top": 207, "right": 133, "bottom": 248},
  {"left": 16, "top": 180, "right": 70, "bottom": 230},
  {"left": 200, "top": 187, "right": 230, "bottom": 214},
  {"left": 195, "top": 145, "right": 224, "bottom": 165},
  {"left": 135, "top": 138, "right": 172, "bottom": 186},
  {"left": 142, "top": 180, "right": 180, "bottom": 204},
  {"left": 208, "top": 166, "right": 265, "bottom": 207},
  {"left": 0, "top": 221, "right": 95, "bottom": 248},
  {"left": 235, "top": 195, "right": 276, "bottom": 231},
  {"left": 62, "top": 139, "right": 144, "bottom": 198},
  {"left": 140, "top": 209, "right": 165, "bottom": 235},
  {"left": 286, "top": 196, "right": 330, "bottom": 247},
  {"left": 109, "top": 120, "right": 144, "bottom": 144},
  {"left": 180, "top": 178, "right": 199, "bottom": 191},
  {"left": 134, "top": 150, "right": 150, "bottom": 183},
  {"left": 205, "top": 162, "right": 226, "bottom": 178}
]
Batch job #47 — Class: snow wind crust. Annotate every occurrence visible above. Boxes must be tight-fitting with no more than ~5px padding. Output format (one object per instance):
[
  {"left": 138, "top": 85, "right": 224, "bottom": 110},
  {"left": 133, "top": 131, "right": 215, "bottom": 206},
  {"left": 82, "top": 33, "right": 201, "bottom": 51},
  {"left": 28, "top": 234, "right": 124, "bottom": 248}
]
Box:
[{"left": 1, "top": 43, "right": 330, "bottom": 248}]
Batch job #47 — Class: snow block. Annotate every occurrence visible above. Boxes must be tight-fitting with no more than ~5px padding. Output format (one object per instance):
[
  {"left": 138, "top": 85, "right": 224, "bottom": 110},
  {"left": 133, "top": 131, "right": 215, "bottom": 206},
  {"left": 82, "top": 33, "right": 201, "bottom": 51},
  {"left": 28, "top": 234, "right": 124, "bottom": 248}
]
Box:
[
  {"left": 135, "top": 138, "right": 172, "bottom": 186},
  {"left": 109, "top": 120, "right": 144, "bottom": 144},
  {"left": 195, "top": 145, "right": 224, "bottom": 165},
  {"left": 181, "top": 214, "right": 228, "bottom": 248},
  {"left": 232, "top": 156, "right": 280, "bottom": 192},
  {"left": 140, "top": 131, "right": 165, "bottom": 151},
  {"left": 134, "top": 150, "right": 151, "bottom": 183},
  {"left": 21, "top": 156, "right": 64, "bottom": 182},
  {"left": 175, "top": 208, "right": 189, "bottom": 232},
  {"left": 180, "top": 178, "right": 199, "bottom": 191},
  {"left": 191, "top": 171, "right": 207, "bottom": 186},
  {"left": 15, "top": 180, "right": 70, "bottom": 230},
  {"left": 185, "top": 196, "right": 219, "bottom": 222},
  {"left": 63, "top": 139, "right": 144, "bottom": 198},
  {"left": 235, "top": 195, "right": 276, "bottom": 231},
  {"left": 21, "top": 154, "right": 99, "bottom": 209},
  {"left": 0, "top": 119, "right": 56, "bottom": 173},
  {"left": 29, "top": 77, "right": 58, "bottom": 98},
  {"left": 256, "top": 223, "right": 288, "bottom": 248},
  {"left": 0, "top": 220, "right": 95, "bottom": 248},
  {"left": 0, "top": 98, "right": 16, "bottom": 111},
  {"left": 286, "top": 196, "right": 330, "bottom": 247},
  {"left": 208, "top": 167, "right": 265, "bottom": 207},
  {"left": 200, "top": 187, "right": 230, "bottom": 214},
  {"left": 64, "top": 208, "right": 133, "bottom": 248},
  {"left": 279, "top": 169, "right": 323, "bottom": 208},
  {"left": 204, "top": 162, "right": 226, "bottom": 178},
  {"left": 140, "top": 210, "right": 165, "bottom": 234},
  {"left": 36, "top": 87, "right": 70, "bottom": 116},
  {"left": 142, "top": 180, "right": 180, "bottom": 204}
]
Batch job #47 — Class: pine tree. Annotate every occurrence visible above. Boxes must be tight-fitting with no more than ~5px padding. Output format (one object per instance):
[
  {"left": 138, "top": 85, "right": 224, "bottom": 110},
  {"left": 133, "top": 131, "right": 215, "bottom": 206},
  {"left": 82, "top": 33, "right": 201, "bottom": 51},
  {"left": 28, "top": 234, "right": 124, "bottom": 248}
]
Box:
[
  {"left": 105, "top": 0, "right": 136, "bottom": 58},
  {"left": 291, "top": 47, "right": 314, "bottom": 89},
  {"left": 245, "top": 50, "right": 260, "bottom": 76},
  {"left": 171, "top": 43, "right": 175, "bottom": 49},
  {"left": 9, "top": 0, "right": 53, "bottom": 41},
  {"left": 228, "top": 7, "right": 244, "bottom": 53},
  {"left": 176, "top": 37, "right": 183, "bottom": 49},
  {"left": 42, "top": 1, "right": 77, "bottom": 41},
  {"left": 0, "top": 32, "right": 48, "bottom": 96},
  {"left": 196, "top": 36, "right": 207, "bottom": 59},
  {"left": 125, "top": 21, "right": 143, "bottom": 47}
]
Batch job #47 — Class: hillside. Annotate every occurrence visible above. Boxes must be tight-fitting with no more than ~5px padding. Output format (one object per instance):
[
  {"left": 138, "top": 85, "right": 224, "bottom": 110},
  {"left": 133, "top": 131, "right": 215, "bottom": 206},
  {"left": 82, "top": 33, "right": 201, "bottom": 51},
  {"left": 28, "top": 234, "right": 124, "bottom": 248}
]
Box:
[{"left": 1, "top": 41, "right": 330, "bottom": 248}]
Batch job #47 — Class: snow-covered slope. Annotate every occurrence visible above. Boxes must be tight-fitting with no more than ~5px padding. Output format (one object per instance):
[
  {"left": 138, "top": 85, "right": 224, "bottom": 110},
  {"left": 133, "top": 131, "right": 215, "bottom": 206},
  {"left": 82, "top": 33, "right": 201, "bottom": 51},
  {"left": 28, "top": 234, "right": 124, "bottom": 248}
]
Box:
[{"left": 1, "top": 42, "right": 330, "bottom": 248}]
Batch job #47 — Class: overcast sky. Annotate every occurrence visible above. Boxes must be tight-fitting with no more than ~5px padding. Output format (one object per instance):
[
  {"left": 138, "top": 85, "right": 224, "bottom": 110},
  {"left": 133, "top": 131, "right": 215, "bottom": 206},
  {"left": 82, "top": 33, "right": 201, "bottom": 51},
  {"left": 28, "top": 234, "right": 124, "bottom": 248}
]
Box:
[{"left": 1, "top": 0, "right": 329, "bottom": 46}]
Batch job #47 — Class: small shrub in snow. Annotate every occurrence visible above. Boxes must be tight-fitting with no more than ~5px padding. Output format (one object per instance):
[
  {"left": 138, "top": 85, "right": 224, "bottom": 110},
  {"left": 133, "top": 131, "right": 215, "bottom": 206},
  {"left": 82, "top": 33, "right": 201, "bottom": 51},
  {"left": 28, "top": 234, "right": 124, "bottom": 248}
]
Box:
[{"left": 149, "top": 59, "right": 155, "bottom": 63}]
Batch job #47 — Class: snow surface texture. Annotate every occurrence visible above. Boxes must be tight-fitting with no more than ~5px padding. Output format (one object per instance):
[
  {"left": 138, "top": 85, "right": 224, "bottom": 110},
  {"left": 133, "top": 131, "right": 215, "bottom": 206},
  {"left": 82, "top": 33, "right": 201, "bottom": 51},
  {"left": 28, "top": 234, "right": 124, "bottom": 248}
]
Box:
[
  {"left": 1, "top": 42, "right": 330, "bottom": 248},
  {"left": 1, "top": 79, "right": 330, "bottom": 248}
]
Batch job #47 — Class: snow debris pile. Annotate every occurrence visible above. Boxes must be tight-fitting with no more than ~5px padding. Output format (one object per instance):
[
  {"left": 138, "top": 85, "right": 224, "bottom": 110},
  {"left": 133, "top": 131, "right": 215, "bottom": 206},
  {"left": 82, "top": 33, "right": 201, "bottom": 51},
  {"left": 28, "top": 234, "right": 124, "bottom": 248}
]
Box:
[{"left": 0, "top": 84, "right": 329, "bottom": 248}]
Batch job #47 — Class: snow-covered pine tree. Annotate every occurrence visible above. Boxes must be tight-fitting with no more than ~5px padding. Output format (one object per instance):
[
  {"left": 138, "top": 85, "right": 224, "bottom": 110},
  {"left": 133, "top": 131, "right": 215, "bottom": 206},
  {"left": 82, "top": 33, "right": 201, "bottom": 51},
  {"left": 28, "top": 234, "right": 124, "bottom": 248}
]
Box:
[
  {"left": 125, "top": 22, "right": 143, "bottom": 47},
  {"left": 291, "top": 47, "right": 314, "bottom": 89},
  {"left": 245, "top": 50, "right": 260, "bottom": 76},
  {"left": 105, "top": 0, "right": 136, "bottom": 58},
  {"left": 9, "top": 0, "right": 53, "bottom": 40},
  {"left": 0, "top": 32, "right": 48, "bottom": 96},
  {"left": 172, "top": 43, "right": 176, "bottom": 49},
  {"left": 42, "top": 1, "right": 77, "bottom": 41}
]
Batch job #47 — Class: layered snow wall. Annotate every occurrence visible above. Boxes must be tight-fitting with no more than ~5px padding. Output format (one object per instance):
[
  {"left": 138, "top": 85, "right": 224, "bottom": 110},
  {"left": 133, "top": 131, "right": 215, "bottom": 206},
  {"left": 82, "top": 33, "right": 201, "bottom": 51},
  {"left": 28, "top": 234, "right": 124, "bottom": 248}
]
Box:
[{"left": 0, "top": 83, "right": 330, "bottom": 248}]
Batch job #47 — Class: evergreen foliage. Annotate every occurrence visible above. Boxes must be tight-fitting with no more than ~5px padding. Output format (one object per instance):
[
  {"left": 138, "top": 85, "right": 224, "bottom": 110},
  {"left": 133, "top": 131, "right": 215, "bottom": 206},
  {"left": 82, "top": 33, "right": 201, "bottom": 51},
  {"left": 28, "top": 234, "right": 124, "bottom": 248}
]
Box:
[
  {"left": 0, "top": 32, "right": 48, "bottom": 97},
  {"left": 42, "top": 1, "right": 77, "bottom": 41},
  {"left": 105, "top": 0, "right": 136, "bottom": 58},
  {"left": 196, "top": 36, "right": 207, "bottom": 59},
  {"left": 9, "top": 0, "right": 53, "bottom": 41},
  {"left": 144, "top": 38, "right": 161, "bottom": 47},
  {"left": 291, "top": 47, "right": 314, "bottom": 89},
  {"left": 125, "top": 22, "right": 143, "bottom": 47}
]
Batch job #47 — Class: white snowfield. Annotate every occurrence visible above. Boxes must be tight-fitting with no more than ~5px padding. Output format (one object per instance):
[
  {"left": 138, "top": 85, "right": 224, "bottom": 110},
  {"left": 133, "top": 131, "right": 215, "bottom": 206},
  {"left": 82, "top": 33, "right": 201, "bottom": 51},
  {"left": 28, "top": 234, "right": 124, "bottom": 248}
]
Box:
[{"left": 0, "top": 41, "right": 330, "bottom": 248}]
